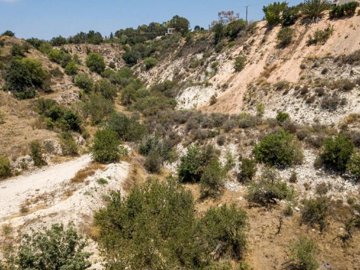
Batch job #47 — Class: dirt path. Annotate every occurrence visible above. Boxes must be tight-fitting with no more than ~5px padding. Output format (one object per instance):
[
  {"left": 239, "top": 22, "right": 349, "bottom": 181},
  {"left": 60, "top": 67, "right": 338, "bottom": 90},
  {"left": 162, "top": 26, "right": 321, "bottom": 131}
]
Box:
[{"left": 0, "top": 155, "right": 92, "bottom": 221}]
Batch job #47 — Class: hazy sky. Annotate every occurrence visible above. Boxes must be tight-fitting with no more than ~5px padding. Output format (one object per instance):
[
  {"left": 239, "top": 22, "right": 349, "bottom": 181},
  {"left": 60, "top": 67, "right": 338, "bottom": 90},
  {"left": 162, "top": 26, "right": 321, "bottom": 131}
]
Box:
[{"left": 0, "top": 0, "right": 303, "bottom": 40}]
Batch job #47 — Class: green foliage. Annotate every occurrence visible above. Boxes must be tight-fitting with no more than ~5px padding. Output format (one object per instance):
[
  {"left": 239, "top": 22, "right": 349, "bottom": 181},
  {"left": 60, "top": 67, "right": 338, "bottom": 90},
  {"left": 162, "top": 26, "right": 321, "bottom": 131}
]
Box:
[
  {"left": 168, "top": 15, "right": 190, "bottom": 35},
  {"left": 212, "top": 23, "right": 224, "bottom": 45},
  {"left": 301, "top": 197, "right": 329, "bottom": 231},
  {"left": 347, "top": 152, "right": 360, "bottom": 182},
  {"left": 5, "top": 58, "right": 49, "bottom": 99},
  {"left": 282, "top": 6, "right": 301, "bottom": 26},
  {"left": 15, "top": 224, "right": 91, "bottom": 270},
  {"left": 11, "top": 44, "right": 29, "bottom": 57},
  {"left": 86, "top": 52, "right": 105, "bottom": 74},
  {"left": 74, "top": 73, "right": 94, "bottom": 93},
  {"left": 319, "top": 134, "right": 354, "bottom": 172},
  {"left": 247, "top": 168, "right": 294, "bottom": 206},
  {"left": 254, "top": 129, "right": 303, "bottom": 168},
  {"left": 143, "top": 57, "right": 158, "bottom": 70},
  {"left": 302, "top": 0, "right": 329, "bottom": 20},
  {"left": 1, "top": 30, "right": 15, "bottom": 37},
  {"left": 50, "top": 35, "right": 67, "bottom": 46},
  {"left": 197, "top": 204, "right": 247, "bottom": 260},
  {"left": 36, "top": 98, "right": 82, "bottom": 132},
  {"left": 307, "top": 26, "right": 333, "bottom": 46},
  {"left": 122, "top": 50, "right": 140, "bottom": 66},
  {"left": 48, "top": 48, "right": 72, "bottom": 67},
  {"left": 234, "top": 55, "right": 247, "bottom": 72},
  {"left": 200, "top": 158, "right": 225, "bottom": 198},
  {"left": 59, "top": 132, "right": 78, "bottom": 156},
  {"left": 238, "top": 158, "right": 257, "bottom": 183},
  {"left": 68, "top": 30, "right": 103, "bottom": 45},
  {"left": 91, "top": 129, "right": 121, "bottom": 163},
  {"left": 178, "top": 145, "right": 218, "bottom": 183},
  {"left": 30, "top": 141, "right": 47, "bottom": 167},
  {"left": 277, "top": 27, "right": 294, "bottom": 48},
  {"left": 107, "top": 112, "right": 146, "bottom": 142},
  {"left": 95, "top": 180, "right": 247, "bottom": 269},
  {"left": 290, "top": 237, "right": 319, "bottom": 270},
  {"left": 95, "top": 79, "right": 117, "bottom": 100},
  {"left": 64, "top": 60, "right": 78, "bottom": 75},
  {"left": 276, "top": 111, "right": 290, "bottom": 123},
  {"left": 224, "top": 19, "right": 247, "bottom": 40},
  {"left": 263, "top": 2, "right": 288, "bottom": 26},
  {"left": 83, "top": 94, "right": 114, "bottom": 125},
  {"left": 0, "top": 155, "right": 11, "bottom": 179},
  {"left": 144, "top": 150, "right": 163, "bottom": 173},
  {"left": 330, "top": 1, "right": 359, "bottom": 18}
]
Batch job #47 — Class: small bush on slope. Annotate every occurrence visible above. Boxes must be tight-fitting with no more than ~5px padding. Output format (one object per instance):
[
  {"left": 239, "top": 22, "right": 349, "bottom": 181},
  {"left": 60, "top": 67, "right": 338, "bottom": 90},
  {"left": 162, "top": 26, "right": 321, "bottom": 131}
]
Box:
[
  {"left": 253, "top": 129, "right": 303, "bottom": 168},
  {"left": 14, "top": 224, "right": 91, "bottom": 270},
  {"left": 290, "top": 236, "right": 319, "bottom": 270},
  {"left": 301, "top": 196, "right": 329, "bottom": 231},
  {"left": 319, "top": 134, "right": 354, "bottom": 173},
  {"left": 0, "top": 155, "right": 11, "bottom": 179},
  {"left": 86, "top": 52, "right": 105, "bottom": 74},
  {"left": 91, "top": 129, "right": 123, "bottom": 163},
  {"left": 5, "top": 58, "right": 49, "bottom": 99},
  {"left": 94, "top": 179, "right": 247, "bottom": 269}
]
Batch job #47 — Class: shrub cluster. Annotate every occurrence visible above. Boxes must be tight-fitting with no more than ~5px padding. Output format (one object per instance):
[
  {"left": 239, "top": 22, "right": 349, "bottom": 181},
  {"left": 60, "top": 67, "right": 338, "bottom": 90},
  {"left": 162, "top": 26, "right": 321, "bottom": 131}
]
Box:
[
  {"left": 277, "top": 27, "right": 294, "bottom": 48},
  {"left": 91, "top": 128, "right": 124, "bottom": 163},
  {"left": 247, "top": 168, "right": 294, "bottom": 206},
  {"left": 5, "top": 58, "right": 50, "bottom": 99},
  {"left": 307, "top": 26, "right": 333, "bottom": 46},
  {"left": 290, "top": 237, "right": 319, "bottom": 270},
  {"left": 330, "top": 1, "right": 359, "bottom": 19},
  {"left": 36, "top": 98, "right": 82, "bottom": 132},
  {"left": 253, "top": 129, "right": 303, "bottom": 168},
  {"left": 301, "top": 196, "right": 329, "bottom": 231},
  {"left": 95, "top": 180, "right": 248, "bottom": 269},
  {"left": 86, "top": 52, "right": 105, "bottom": 74},
  {"left": 30, "top": 141, "right": 47, "bottom": 167},
  {"left": 107, "top": 112, "right": 146, "bottom": 142}
]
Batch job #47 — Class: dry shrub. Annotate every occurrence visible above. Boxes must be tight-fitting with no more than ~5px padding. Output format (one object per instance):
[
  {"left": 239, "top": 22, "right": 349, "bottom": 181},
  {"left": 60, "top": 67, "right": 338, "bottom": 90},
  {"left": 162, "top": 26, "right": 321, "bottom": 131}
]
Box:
[{"left": 71, "top": 163, "right": 105, "bottom": 183}]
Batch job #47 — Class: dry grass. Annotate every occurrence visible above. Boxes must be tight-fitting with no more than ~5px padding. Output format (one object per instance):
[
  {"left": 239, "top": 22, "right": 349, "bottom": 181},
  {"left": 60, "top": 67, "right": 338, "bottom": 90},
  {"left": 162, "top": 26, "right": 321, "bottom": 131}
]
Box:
[{"left": 70, "top": 163, "right": 105, "bottom": 184}]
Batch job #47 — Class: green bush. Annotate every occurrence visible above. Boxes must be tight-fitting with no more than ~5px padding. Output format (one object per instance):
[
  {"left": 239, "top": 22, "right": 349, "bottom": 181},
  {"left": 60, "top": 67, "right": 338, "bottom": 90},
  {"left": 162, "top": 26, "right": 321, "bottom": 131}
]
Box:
[
  {"left": 2, "top": 30, "right": 15, "bottom": 37},
  {"left": 347, "top": 152, "right": 360, "bottom": 182},
  {"left": 50, "top": 35, "right": 67, "bottom": 46},
  {"left": 168, "top": 15, "right": 190, "bottom": 35},
  {"left": 144, "top": 150, "right": 162, "bottom": 173},
  {"left": 122, "top": 50, "right": 140, "bottom": 66},
  {"left": 301, "top": 197, "right": 329, "bottom": 231},
  {"left": 197, "top": 204, "right": 247, "bottom": 260},
  {"left": 83, "top": 94, "right": 114, "bottom": 125},
  {"left": 59, "top": 132, "right": 78, "bottom": 156},
  {"left": 247, "top": 168, "right": 294, "bottom": 206},
  {"left": 91, "top": 129, "right": 122, "bottom": 163},
  {"left": 254, "top": 130, "right": 303, "bottom": 168},
  {"left": 200, "top": 158, "right": 225, "bottom": 198},
  {"left": 15, "top": 224, "right": 91, "bottom": 269},
  {"left": 74, "top": 73, "right": 94, "bottom": 93},
  {"left": 277, "top": 27, "right": 294, "bottom": 48},
  {"left": 86, "top": 52, "right": 105, "bottom": 74},
  {"left": 107, "top": 112, "right": 146, "bottom": 142},
  {"left": 276, "top": 111, "right": 290, "bottom": 123},
  {"left": 64, "top": 60, "right": 78, "bottom": 75},
  {"left": 95, "top": 79, "right": 117, "bottom": 100},
  {"left": 0, "top": 155, "right": 11, "bottom": 179},
  {"left": 95, "top": 179, "right": 247, "bottom": 269},
  {"left": 178, "top": 145, "right": 218, "bottom": 183},
  {"left": 319, "top": 134, "right": 354, "bottom": 172},
  {"left": 5, "top": 58, "right": 49, "bottom": 99},
  {"left": 302, "top": 0, "right": 329, "bottom": 20},
  {"left": 238, "top": 158, "right": 257, "bottom": 183},
  {"left": 282, "top": 6, "right": 301, "bottom": 26},
  {"left": 11, "top": 44, "right": 29, "bottom": 57},
  {"left": 212, "top": 23, "right": 224, "bottom": 45},
  {"left": 143, "top": 57, "right": 158, "bottom": 70},
  {"left": 224, "top": 19, "right": 246, "bottom": 40},
  {"left": 330, "top": 1, "right": 359, "bottom": 18},
  {"left": 48, "top": 48, "right": 71, "bottom": 67},
  {"left": 307, "top": 26, "right": 333, "bottom": 46},
  {"left": 234, "top": 55, "right": 247, "bottom": 72},
  {"left": 263, "top": 2, "right": 288, "bottom": 26},
  {"left": 30, "top": 141, "right": 47, "bottom": 167},
  {"left": 290, "top": 237, "right": 319, "bottom": 270},
  {"left": 36, "top": 99, "right": 82, "bottom": 132}
]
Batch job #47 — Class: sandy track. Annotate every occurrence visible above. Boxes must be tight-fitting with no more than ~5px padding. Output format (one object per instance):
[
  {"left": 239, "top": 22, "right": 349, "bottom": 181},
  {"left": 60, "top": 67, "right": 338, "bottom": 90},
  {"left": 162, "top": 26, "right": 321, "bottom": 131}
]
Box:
[{"left": 0, "top": 155, "right": 92, "bottom": 221}]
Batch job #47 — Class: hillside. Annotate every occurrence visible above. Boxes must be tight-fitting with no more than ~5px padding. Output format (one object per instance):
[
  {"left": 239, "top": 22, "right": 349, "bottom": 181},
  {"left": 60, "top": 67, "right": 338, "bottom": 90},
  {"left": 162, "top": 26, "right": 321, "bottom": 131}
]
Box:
[{"left": 1, "top": 3, "right": 360, "bottom": 270}]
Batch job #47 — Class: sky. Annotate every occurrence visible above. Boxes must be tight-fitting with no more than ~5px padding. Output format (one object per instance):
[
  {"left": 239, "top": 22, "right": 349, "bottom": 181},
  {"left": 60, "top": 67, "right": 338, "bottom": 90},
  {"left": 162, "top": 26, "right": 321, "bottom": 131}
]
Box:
[{"left": 0, "top": 0, "right": 303, "bottom": 40}]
